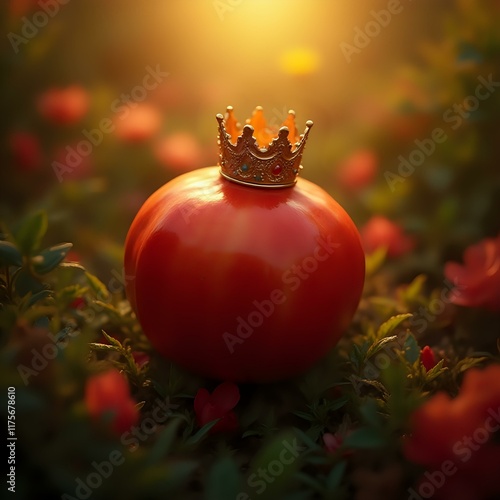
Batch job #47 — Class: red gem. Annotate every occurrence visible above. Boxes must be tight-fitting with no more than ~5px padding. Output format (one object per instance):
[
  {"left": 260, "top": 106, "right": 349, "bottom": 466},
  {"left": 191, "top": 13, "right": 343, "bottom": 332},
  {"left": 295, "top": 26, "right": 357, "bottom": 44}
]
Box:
[{"left": 272, "top": 165, "right": 282, "bottom": 176}]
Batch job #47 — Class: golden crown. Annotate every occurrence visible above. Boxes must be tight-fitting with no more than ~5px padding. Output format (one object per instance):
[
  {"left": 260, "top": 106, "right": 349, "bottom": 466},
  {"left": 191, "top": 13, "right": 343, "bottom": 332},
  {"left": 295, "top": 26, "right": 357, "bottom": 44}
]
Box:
[{"left": 216, "top": 106, "right": 313, "bottom": 188}]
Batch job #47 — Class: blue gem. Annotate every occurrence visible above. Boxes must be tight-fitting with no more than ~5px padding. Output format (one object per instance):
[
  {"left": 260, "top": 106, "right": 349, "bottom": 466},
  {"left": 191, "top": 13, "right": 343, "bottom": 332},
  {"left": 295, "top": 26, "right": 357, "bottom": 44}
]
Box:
[
  {"left": 254, "top": 175, "right": 262, "bottom": 181},
  {"left": 241, "top": 164, "right": 249, "bottom": 172}
]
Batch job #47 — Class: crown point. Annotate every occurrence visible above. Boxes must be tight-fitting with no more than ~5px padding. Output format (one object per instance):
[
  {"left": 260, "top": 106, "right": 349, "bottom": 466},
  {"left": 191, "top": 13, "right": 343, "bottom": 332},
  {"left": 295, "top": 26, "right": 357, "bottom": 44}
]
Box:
[
  {"left": 282, "top": 111, "right": 299, "bottom": 148},
  {"left": 248, "top": 107, "right": 273, "bottom": 148},
  {"left": 217, "top": 106, "right": 313, "bottom": 188},
  {"left": 306, "top": 120, "right": 314, "bottom": 128},
  {"left": 224, "top": 106, "right": 240, "bottom": 144}
]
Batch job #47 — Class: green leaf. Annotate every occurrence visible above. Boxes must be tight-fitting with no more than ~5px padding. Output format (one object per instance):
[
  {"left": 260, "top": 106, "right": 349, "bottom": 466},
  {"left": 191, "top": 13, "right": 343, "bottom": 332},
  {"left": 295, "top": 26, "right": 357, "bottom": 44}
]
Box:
[
  {"left": 136, "top": 460, "right": 198, "bottom": 495},
  {"left": 350, "top": 376, "right": 388, "bottom": 396},
  {"left": 85, "top": 271, "right": 110, "bottom": 300},
  {"left": 247, "top": 430, "right": 303, "bottom": 500},
  {"left": 375, "top": 313, "right": 412, "bottom": 340},
  {"left": 32, "top": 243, "right": 73, "bottom": 274},
  {"left": 59, "top": 262, "right": 86, "bottom": 272},
  {"left": 365, "top": 247, "right": 387, "bottom": 277},
  {"left": 94, "top": 300, "right": 122, "bottom": 321},
  {"left": 56, "top": 285, "right": 88, "bottom": 308},
  {"left": 184, "top": 419, "right": 219, "bottom": 446},
  {"left": 403, "top": 333, "right": 420, "bottom": 364},
  {"left": 342, "top": 427, "right": 386, "bottom": 449},
  {"left": 400, "top": 274, "right": 427, "bottom": 304},
  {"left": 0, "top": 241, "right": 23, "bottom": 267},
  {"left": 26, "top": 289, "right": 53, "bottom": 308},
  {"left": 324, "top": 396, "right": 349, "bottom": 412},
  {"left": 205, "top": 457, "right": 241, "bottom": 500},
  {"left": 101, "top": 330, "right": 123, "bottom": 348},
  {"left": 365, "top": 335, "right": 398, "bottom": 360},
  {"left": 292, "top": 410, "right": 316, "bottom": 422},
  {"left": 326, "top": 461, "right": 346, "bottom": 492},
  {"left": 359, "top": 399, "right": 383, "bottom": 428},
  {"left": 13, "top": 211, "right": 48, "bottom": 255},
  {"left": 455, "top": 356, "right": 490, "bottom": 374},
  {"left": 293, "top": 427, "right": 322, "bottom": 452},
  {"left": 89, "top": 343, "right": 122, "bottom": 353},
  {"left": 14, "top": 267, "right": 44, "bottom": 297},
  {"left": 425, "top": 359, "right": 447, "bottom": 383},
  {"left": 146, "top": 418, "right": 182, "bottom": 465}
]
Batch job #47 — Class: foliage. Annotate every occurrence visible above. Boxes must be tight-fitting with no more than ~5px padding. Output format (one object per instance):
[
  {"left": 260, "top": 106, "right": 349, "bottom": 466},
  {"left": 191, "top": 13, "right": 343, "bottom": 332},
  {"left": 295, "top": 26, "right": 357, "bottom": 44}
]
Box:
[{"left": 1, "top": 1, "right": 500, "bottom": 498}]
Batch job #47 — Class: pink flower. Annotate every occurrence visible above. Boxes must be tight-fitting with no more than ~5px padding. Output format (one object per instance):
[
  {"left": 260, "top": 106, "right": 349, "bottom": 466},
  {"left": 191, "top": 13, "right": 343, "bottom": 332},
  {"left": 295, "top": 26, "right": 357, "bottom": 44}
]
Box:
[
  {"left": 194, "top": 382, "right": 239, "bottom": 434},
  {"left": 420, "top": 346, "right": 437, "bottom": 371},
  {"left": 360, "top": 216, "right": 415, "bottom": 257},
  {"left": 444, "top": 234, "right": 500, "bottom": 312},
  {"left": 9, "top": 132, "right": 42, "bottom": 172},
  {"left": 113, "top": 103, "right": 162, "bottom": 142},
  {"left": 37, "top": 86, "right": 89, "bottom": 125},
  {"left": 336, "top": 149, "right": 378, "bottom": 191},
  {"left": 323, "top": 432, "right": 343, "bottom": 453},
  {"left": 85, "top": 370, "right": 139, "bottom": 435},
  {"left": 155, "top": 132, "right": 203, "bottom": 173}
]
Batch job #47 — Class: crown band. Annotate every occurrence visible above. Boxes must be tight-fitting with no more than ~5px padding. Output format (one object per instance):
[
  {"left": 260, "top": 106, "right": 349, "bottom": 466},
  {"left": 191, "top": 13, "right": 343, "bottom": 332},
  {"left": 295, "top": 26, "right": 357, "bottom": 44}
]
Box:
[{"left": 216, "top": 107, "right": 313, "bottom": 189}]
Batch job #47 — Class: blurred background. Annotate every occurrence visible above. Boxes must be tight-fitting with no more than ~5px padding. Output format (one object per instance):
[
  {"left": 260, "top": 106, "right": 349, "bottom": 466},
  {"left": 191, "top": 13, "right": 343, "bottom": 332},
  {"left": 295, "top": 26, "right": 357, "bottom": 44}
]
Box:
[{"left": 1, "top": 0, "right": 499, "bottom": 281}]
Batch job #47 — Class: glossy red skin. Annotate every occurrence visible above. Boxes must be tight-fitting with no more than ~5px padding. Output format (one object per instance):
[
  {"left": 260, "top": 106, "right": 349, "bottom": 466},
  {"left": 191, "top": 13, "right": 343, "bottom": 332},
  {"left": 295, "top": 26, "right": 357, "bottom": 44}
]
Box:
[{"left": 125, "top": 167, "right": 365, "bottom": 382}]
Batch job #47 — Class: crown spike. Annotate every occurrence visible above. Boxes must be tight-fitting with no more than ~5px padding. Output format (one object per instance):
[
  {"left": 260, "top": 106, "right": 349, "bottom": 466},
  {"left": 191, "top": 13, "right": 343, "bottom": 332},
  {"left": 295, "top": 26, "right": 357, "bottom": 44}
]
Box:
[
  {"left": 247, "top": 106, "right": 273, "bottom": 148},
  {"left": 282, "top": 110, "right": 299, "bottom": 149},
  {"left": 217, "top": 106, "right": 313, "bottom": 189},
  {"left": 224, "top": 106, "right": 240, "bottom": 144}
]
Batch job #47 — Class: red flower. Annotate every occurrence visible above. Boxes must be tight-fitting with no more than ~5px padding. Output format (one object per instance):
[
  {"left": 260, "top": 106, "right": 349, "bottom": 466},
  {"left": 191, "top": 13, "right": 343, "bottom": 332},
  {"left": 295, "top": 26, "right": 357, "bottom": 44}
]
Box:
[
  {"left": 132, "top": 351, "right": 150, "bottom": 368},
  {"left": 85, "top": 370, "right": 139, "bottom": 435},
  {"left": 336, "top": 149, "right": 378, "bottom": 191},
  {"left": 9, "top": 0, "right": 38, "bottom": 17},
  {"left": 52, "top": 142, "right": 94, "bottom": 180},
  {"left": 37, "top": 85, "right": 89, "bottom": 125},
  {"left": 444, "top": 234, "right": 500, "bottom": 312},
  {"left": 404, "top": 365, "right": 500, "bottom": 500},
  {"left": 155, "top": 132, "right": 203, "bottom": 173},
  {"left": 113, "top": 103, "right": 162, "bottom": 142},
  {"left": 360, "top": 216, "right": 415, "bottom": 258},
  {"left": 194, "top": 382, "right": 239, "bottom": 434},
  {"left": 420, "top": 346, "right": 437, "bottom": 371},
  {"left": 69, "top": 297, "right": 86, "bottom": 310},
  {"left": 9, "top": 132, "right": 42, "bottom": 172}
]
